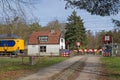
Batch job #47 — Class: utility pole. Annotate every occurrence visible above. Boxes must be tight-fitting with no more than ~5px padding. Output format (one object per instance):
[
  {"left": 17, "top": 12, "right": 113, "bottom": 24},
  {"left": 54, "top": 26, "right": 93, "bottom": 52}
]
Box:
[{"left": 112, "top": 36, "right": 114, "bottom": 56}]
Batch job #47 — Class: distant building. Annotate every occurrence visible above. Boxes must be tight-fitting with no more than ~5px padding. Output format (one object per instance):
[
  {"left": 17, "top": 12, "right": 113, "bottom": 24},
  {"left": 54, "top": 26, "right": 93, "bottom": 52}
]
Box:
[{"left": 28, "top": 30, "right": 65, "bottom": 56}]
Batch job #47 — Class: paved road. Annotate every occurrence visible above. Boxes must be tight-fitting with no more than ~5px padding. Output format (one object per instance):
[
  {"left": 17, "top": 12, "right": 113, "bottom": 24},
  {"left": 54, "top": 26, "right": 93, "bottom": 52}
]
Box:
[{"left": 18, "top": 56, "right": 84, "bottom": 80}]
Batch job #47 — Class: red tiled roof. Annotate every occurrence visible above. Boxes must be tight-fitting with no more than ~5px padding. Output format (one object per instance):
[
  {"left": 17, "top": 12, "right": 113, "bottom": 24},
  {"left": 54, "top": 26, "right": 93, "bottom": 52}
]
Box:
[{"left": 28, "top": 30, "right": 61, "bottom": 44}]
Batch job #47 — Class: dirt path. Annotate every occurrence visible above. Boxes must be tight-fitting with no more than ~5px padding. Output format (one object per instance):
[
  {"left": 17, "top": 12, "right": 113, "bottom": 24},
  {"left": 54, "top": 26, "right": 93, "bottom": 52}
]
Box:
[
  {"left": 18, "top": 56, "right": 84, "bottom": 80},
  {"left": 18, "top": 55, "right": 102, "bottom": 80},
  {"left": 52, "top": 55, "right": 102, "bottom": 80},
  {"left": 75, "top": 56, "right": 101, "bottom": 80}
]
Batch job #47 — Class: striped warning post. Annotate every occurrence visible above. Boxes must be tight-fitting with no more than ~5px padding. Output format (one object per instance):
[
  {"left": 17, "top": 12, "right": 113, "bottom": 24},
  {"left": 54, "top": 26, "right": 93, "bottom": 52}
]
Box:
[{"left": 61, "top": 51, "right": 70, "bottom": 57}]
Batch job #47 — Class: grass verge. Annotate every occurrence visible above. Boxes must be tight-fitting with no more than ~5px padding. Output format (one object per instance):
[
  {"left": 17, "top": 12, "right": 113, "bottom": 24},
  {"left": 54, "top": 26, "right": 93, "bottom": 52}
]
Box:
[
  {"left": 0, "top": 56, "right": 68, "bottom": 80},
  {"left": 101, "top": 57, "right": 120, "bottom": 80}
]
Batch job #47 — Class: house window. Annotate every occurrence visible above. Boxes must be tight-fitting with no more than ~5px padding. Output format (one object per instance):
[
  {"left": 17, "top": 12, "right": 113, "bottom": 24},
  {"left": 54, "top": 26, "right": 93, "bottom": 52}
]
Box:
[
  {"left": 61, "top": 46, "right": 63, "bottom": 49},
  {"left": 39, "top": 36, "right": 48, "bottom": 42},
  {"left": 61, "top": 39, "right": 63, "bottom": 42},
  {"left": 40, "top": 46, "right": 46, "bottom": 52}
]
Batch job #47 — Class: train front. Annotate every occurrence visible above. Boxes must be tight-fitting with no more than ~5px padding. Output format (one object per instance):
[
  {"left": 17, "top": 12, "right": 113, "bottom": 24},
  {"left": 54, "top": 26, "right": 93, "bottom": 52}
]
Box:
[{"left": 0, "top": 39, "right": 24, "bottom": 55}]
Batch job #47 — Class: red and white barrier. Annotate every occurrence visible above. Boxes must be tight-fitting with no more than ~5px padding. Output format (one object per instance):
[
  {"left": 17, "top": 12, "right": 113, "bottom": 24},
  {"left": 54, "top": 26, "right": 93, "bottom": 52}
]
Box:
[{"left": 61, "top": 52, "right": 69, "bottom": 57}]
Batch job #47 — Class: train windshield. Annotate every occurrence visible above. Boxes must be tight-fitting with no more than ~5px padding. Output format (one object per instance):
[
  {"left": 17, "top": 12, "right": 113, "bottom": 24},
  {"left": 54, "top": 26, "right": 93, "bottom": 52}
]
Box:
[{"left": 0, "top": 40, "right": 15, "bottom": 47}]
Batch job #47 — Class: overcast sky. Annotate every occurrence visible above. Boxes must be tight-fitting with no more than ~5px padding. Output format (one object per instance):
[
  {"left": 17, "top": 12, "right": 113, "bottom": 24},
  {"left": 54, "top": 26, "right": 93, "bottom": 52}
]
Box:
[{"left": 27, "top": 0, "right": 120, "bottom": 33}]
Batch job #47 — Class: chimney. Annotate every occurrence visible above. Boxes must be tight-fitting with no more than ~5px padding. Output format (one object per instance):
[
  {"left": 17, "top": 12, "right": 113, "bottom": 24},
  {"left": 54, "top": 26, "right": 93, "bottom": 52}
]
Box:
[{"left": 50, "top": 27, "right": 55, "bottom": 34}]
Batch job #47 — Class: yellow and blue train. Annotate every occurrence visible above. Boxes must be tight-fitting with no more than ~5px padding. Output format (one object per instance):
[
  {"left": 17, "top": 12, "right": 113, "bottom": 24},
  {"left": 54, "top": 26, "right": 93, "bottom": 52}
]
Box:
[{"left": 0, "top": 39, "right": 24, "bottom": 54}]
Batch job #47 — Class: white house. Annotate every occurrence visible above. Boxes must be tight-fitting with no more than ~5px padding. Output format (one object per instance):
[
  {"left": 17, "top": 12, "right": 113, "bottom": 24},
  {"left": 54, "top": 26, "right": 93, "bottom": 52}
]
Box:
[{"left": 28, "top": 30, "right": 65, "bottom": 56}]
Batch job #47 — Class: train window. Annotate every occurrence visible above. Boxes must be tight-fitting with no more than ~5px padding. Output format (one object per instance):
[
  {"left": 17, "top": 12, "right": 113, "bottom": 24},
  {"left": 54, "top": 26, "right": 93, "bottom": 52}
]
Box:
[
  {"left": 0, "top": 40, "right": 15, "bottom": 47},
  {"left": 0, "top": 41, "right": 2, "bottom": 46}
]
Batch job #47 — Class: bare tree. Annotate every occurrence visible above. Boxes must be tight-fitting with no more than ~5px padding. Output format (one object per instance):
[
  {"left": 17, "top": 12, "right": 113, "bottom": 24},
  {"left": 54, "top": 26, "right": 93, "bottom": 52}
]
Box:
[
  {"left": 0, "top": 0, "right": 35, "bottom": 35},
  {"left": 46, "top": 19, "right": 66, "bottom": 31},
  {"left": 0, "top": 0, "right": 32, "bottom": 17}
]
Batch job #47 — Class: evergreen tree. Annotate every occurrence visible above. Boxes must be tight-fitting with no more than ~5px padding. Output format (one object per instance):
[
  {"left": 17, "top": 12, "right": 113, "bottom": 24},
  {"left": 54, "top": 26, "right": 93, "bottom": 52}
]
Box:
[{"left": 65, "top": 10, "right": 87, "bottom": 49}]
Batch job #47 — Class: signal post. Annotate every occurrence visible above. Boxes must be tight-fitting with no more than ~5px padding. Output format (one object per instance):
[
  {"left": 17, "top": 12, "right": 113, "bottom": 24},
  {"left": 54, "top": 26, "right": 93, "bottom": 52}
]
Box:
[{"left": 102, "top": 34, "right": 113, "bottom": 56}]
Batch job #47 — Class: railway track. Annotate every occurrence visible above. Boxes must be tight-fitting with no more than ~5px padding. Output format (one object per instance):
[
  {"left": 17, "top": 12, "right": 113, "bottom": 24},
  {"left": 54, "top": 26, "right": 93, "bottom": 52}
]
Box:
[{"left": 51, "top": 56, "right": 87, "bottom": 80}]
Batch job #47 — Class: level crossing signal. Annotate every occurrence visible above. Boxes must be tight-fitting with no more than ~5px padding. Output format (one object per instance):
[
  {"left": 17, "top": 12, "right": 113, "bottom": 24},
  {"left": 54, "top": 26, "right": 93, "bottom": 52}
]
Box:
[{"left": 102, "top": 34, "right": 112, "bottom": 44}]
